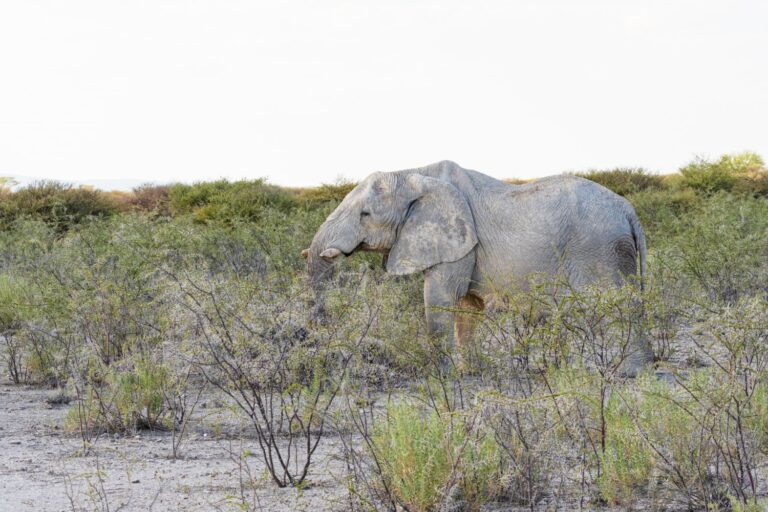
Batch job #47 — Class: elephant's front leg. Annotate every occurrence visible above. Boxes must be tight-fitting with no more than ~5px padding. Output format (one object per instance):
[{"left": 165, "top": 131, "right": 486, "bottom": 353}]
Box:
[{"left": 422, "top": 252, "right": 475, "bottom": 367}]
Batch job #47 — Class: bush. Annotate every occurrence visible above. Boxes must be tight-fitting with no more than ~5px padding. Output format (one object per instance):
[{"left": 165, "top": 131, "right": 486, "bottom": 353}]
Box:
[
  {"left": 733, "top": 166, "right": 768, "bottom": 197},
  {"left": 597, "top": 385, "right": 656, "bottom": 506},
  {"left": 680, "top": 157, "right": 738, "bottom": 194},
  {"left": 171, "top": 260, "right": 376, "bottom": 487},
  {"left": 482, "top": 390, "right": 562, "bottom": 508},
  {"left": 107, "top": 354, "right": 168, "bottom": 430},
  {"left": 0, "top": 274, "right": 26, "bottom": 330},
  {"left": 612, "top": 299, "right": 768, "bottom": 509},
  {"left": 626, "top": 187, "right": 699, "bottom": 240},
  {"left": 659, "top": 193, "right": 768, "bottom": 303},
  {"left": 168, "top": 178, "right": 297, "bottom": 222},
  {"left": 576, "top": 167, "right": 665, "bottom": 197},
  {"left": 374, "top": 403, "right": 502, "bottom": 511},
  {"left": 0, "top": 275, "right": 31, "bottom": 383},
  {"left": 129, "top": 184, "right": 171, "bottom": 216},
  {"left": 680, "top": 151, "right": 766, "bottom": 195},
  {"left": 66, "top": 352, "right": 170, "bottom": 434},
  {"left": 0, "top": 181, "right": 119, "bottom": 231},
  {"left": 294, "top": 181, "right": 356, "bottom": 207}
]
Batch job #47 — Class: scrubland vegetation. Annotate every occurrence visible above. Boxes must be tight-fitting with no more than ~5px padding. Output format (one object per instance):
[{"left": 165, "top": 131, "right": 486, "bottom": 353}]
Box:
[{"left": 1, "top": 152, "right": 768, "bottom": 510}]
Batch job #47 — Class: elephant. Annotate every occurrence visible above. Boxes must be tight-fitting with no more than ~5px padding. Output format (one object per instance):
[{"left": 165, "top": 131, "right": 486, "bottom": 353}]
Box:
[{"left": 303, "top": 160, "right": 653, "bottom": 376}]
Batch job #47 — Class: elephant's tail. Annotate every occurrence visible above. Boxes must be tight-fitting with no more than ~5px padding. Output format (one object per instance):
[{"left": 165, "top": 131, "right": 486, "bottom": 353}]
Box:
[{"left": 629, "top": 214, "right": 647, "bottom": 292}]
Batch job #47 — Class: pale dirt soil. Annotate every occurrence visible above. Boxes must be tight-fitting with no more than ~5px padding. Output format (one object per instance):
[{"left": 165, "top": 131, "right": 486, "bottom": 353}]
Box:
[{"left": 0, "top": 384, "right": 350, "bottom": 512}]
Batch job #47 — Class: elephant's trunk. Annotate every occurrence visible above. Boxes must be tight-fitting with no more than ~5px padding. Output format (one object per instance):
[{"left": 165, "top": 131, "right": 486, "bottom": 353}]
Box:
[
  {"left": 305, "top": 223, "right": 346, "bottom": 321},
  {"left": 307, "top": 243, "right": 336, "bottom": 291}
]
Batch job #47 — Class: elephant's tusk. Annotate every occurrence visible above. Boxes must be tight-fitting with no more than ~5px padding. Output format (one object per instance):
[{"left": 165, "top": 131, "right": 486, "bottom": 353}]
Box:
[
  {"left": 320, "top": 248, "right": 342, "bottom": 260},
  {"left": 300, "top": 248, "right": 309, "bottom": 259}
]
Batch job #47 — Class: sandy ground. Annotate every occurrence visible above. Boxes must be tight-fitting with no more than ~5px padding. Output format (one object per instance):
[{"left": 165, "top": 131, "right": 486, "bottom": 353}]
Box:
[{"left": 0, "top": 384, "right": 351, "bottom": 512}]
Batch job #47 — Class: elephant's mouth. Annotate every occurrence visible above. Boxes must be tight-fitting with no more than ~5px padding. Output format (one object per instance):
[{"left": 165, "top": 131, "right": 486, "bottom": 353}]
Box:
[
  {"left": 350, "top": 243, "right": 390, "bottom": 270},
  {"left": 358, "top": 242, "right": 388, "bottom": 253},
  {"left": 321, "top": 242, "right": 386, "bottom": 260}
]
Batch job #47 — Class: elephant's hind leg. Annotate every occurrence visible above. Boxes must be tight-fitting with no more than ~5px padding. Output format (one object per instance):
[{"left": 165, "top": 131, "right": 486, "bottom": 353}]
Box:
[
  {"left": 454, "top": 293, "right": 485, "bottom": 371},
  {"left": 612, "top": 235, "right": 654, "bottom": 376}
]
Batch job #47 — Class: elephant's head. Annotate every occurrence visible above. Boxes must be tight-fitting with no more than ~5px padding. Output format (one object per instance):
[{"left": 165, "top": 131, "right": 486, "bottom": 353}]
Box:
[{"left": 305, "top": 171, "right": 478, "bottom": 299}]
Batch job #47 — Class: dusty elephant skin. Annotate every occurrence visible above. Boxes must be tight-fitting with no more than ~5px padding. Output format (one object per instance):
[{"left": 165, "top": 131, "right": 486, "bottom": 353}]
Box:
[{"left": 305, "top": 160, "right": 652, "bottom": 375}]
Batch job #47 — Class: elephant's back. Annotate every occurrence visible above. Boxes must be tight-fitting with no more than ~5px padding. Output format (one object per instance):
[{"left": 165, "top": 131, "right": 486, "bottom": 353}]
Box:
[
  {"left": 508, "top": 174, "right": 623, "bottom": 201},
  {"left": 472, "top": 174, "right": 640, "bottom": 290},
  {"left": 505, "top": 174, "right": 636, "bottom": 222}
]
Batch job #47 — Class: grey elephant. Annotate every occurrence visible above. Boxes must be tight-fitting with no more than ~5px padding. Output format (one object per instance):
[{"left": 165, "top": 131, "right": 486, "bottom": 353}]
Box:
[{"left": 304, "top": 160, "right": 653, "bottom": 375}]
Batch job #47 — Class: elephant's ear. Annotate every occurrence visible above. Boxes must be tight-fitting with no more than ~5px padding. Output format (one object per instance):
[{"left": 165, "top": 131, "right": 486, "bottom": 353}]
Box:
[{"left": 387, "top": 175, "right": 478, "bottom": 275}]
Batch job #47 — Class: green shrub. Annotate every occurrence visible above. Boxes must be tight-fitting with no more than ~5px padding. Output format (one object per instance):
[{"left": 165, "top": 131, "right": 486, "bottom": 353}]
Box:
[
  {"left": 0, "top": 275, "right": 32, "bottom": 383},
  {"left": 663, "top": 193, "right": 768, "bottom": 303},
  {"left": 0, "top": 274, "right": 28, "bottom": 330},
  {"left": 375, "top": 404, "right": 450, "bottom": 511},
  {"left": 65, "top": 352, "right": 169, "bottom": 433},
  {"left": 597, "top": 384, "right": 656, "bottom": 505},
  {"left": 717, "top": 151, "right": 764, "bottom": 174},
  {"left": 634, "top": 371, "right": 748, "bottom": 509},
  {"left": 624, "top": 296, "right": 768, "bottom": 509},
  {"left": 293, "top": 181, "right": 356, "bottom": 207},
  {"left": 631, "top": 375, "right": 708, "bottom": 501},
  {"left": 374, "top": 403, "right": 502, "bottom": 511},
  {"left": 576, "top": 167, "right": 664, "bottom": 197},
  {"left": 107, "top": 354, "right": 168, "bottom": 430},
  {"left": 481, "top": 389, "right": 563, "bottom": 507},
  {"left": 748, "top": 381, "right": 768, "bottom": 453},
  {"left": 168, "top": 178, "right": 297, "bottom": 222},
  {"left": 626, "top": 187, "right": 699, "bottom": 239},
  {"left": 0, "top": 181, "right": 119, "bottom": 231},
  {"left": 680, "top": 157, "right": 738, "bottom": 194},
  {"left": 0, "top": 218, "right": 56, "bottom": 271},
  {"left": 730, "top": 497, "right": 767, "bottom": 512},
  {"left": 680, "top": 151, "right": 765, "bottom": 195}
]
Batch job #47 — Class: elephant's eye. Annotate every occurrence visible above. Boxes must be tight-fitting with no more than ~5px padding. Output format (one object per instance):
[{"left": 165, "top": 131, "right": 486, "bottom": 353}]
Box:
[{"left": 360, "top": 211, "right": 371, "bottom": 218}]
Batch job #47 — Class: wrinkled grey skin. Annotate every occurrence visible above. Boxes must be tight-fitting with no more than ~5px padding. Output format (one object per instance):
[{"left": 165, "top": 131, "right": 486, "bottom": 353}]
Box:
[{"left": 306, "top": 160, "right": 652, "bottom": 375}]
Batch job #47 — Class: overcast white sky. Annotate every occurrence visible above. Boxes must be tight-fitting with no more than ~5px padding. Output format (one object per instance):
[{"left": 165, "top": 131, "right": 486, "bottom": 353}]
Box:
[{"left": 1, "top": 1, "right": 766, "bottom": 189}]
